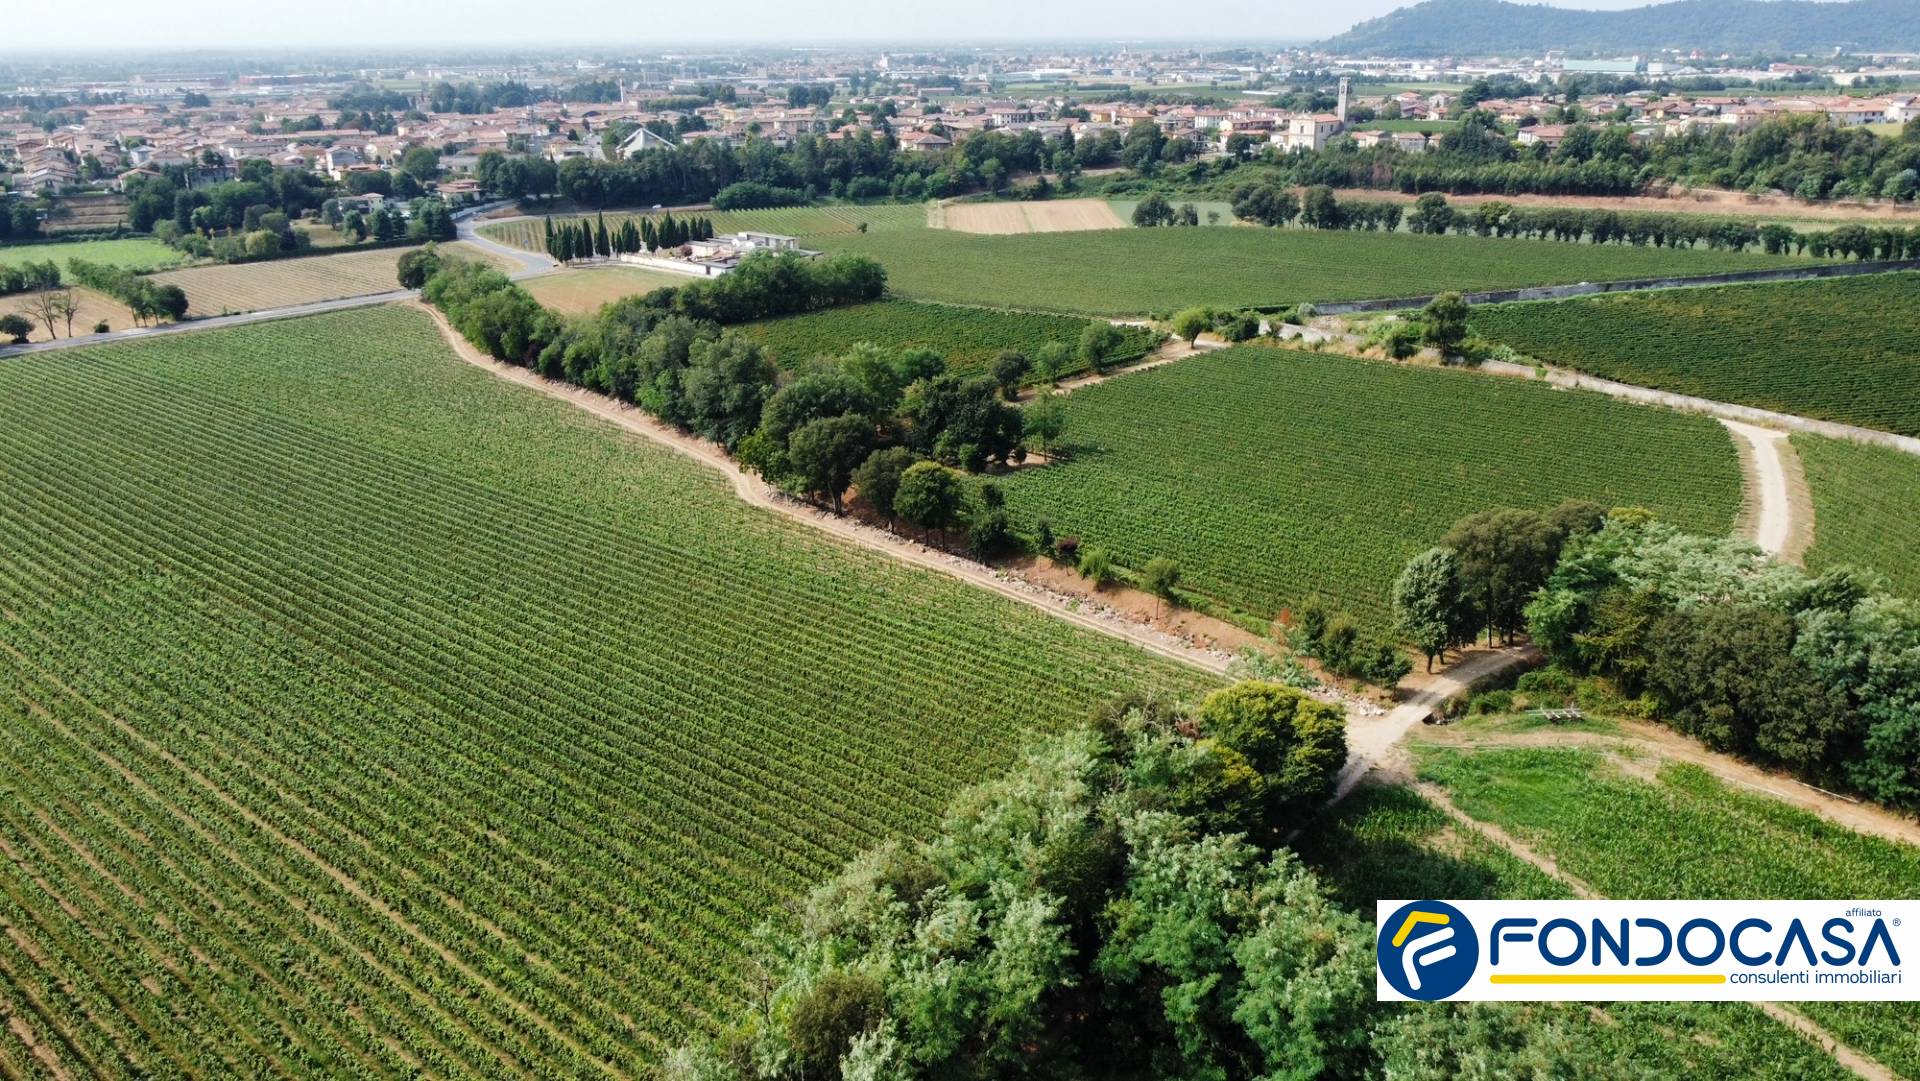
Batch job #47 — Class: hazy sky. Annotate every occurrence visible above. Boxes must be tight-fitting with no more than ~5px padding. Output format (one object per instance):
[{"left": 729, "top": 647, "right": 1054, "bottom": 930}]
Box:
[{"left": 11, "top": 0, "right": 1665, "bottom": 52}]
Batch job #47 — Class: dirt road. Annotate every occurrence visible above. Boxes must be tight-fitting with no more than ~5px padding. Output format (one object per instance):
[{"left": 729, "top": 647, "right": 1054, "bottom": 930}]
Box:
[
  {"left": 1721, "top": 418, "right": 1811, "bottom": 561},
  {"left": 1331, "top": 645, "right": 1540, "bottom": 803},
  {"left": 416, "top": 302, "right": 1236, "bottom": 677}
]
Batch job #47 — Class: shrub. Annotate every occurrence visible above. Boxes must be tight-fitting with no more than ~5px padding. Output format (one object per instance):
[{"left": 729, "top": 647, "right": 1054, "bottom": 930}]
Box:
[{"left": 1078, "top": 545, "right": 1114, "bottom": 587}]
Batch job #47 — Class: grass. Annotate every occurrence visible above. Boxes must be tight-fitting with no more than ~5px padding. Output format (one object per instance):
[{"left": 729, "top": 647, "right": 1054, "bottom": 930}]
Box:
[
  {"left": 0, "top": 236, "right": 185, "bottom": 272},
  {"left": 521, "top": 266, "right": 692, "bottom": 314},
  {"left": 479, "top": 203, "right": 928, "bottom": 252},
  {"left": 1471, "top": 273, "right": 1920, "bottom": 437},
  {"left": 819, "top": 226, "right": 1814, "bottom": 316},
  {"left": 741, "top": 299, "right": 1157, "bottom": 376},
  {"left": 1793, "top": 434, "right": 1920, "bottom": 598},
  {"left": 997, "top": 345, "right": 1742, "bottom": 631},
  {"left": 1414, "top": 741, "right": 1920, "bottom": 1078},
  {"left": 0, "top": 304, "right": 1209, "bottom": 1074},
  {"left": 1295, "top": 782, "right": 1857, "bottom": 1080}
]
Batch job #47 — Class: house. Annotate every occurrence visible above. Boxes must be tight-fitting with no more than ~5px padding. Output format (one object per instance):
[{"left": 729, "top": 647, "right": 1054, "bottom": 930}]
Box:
[
  {"left": 1516, "top": 124, "right": 1568, "bottom": 149},
  {"left": 1886, "top": 97, "right": 1919, "bottom": 123},
  {"left": 321, "top": 145, "right": 363, "bottom": 179},
  {"left": 1827, "top": 101, "right": 1889, "bottom": 127},
  {"left": 626, "top": 231, "right": 821, "bottom": 277},
  {"left": 1277, "top": 113, "right": 1342, "bottom": 153},
  {"left": 896, "top": 130, "right": 952, "bottom": 153},
  {"left": 1391, "top": 131, "right": 1432, "bottom": 153}
]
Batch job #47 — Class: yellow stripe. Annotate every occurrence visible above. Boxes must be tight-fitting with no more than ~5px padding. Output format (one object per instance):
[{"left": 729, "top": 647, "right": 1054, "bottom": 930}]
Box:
[
  {"left": 1390, "top": 912, "right": 1450, "bottom": 948},
  {"left": 1490, "top": 974, "right": 1728, "bottom": 985}
]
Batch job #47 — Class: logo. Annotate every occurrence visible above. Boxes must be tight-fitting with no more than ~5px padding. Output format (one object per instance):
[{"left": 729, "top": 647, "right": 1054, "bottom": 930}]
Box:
[{"left": 1378, "top": 900, "right": 1479, "bottom": 1001}]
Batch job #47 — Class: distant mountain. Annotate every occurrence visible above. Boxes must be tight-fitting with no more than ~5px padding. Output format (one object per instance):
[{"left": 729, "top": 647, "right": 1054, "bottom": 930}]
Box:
[{"left": 1320, "top": 0, "right": 1920, "bottom": 58}]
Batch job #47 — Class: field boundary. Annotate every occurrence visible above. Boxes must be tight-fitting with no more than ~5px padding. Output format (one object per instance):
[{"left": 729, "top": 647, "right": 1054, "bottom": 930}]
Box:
[{"left": 1313, "top": 259, "right": 1920, "bottom": 315}]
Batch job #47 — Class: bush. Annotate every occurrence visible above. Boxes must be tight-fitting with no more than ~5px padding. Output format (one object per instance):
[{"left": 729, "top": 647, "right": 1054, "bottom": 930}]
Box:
[
  {"left": 711, "top": 180, "right": 808, "bottom": 210},
  {"left": 1078, "top": 545, "right": 1114, "bottom": 587}
]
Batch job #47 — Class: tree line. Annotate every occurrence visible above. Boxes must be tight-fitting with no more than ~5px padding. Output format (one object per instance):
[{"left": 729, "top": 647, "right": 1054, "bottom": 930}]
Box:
[
  {"left": 1230, "top": 181, "right": 1920, "bottom": 260},
  {"left": 1395, "top": 506, "right": 1920, "bottom": 811},
  {"left": 542, "top": 213, "right": 715, "bottom": 262}
]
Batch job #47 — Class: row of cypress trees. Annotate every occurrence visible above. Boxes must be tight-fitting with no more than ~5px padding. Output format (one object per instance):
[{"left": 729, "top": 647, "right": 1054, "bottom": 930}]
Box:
[{"left": 543, "top": 212, "right": 718, "bottom": 262}]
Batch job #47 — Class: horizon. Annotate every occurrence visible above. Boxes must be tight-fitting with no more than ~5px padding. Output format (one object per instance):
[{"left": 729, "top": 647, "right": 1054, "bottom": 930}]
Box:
[{"left": 0, "top": 0, "right": 1666, "bottom": 54}]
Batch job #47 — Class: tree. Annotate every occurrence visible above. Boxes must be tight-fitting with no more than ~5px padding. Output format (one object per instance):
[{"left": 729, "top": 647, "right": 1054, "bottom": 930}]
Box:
[
  {"left": 51, "top": 291, "right": 78, "bottom": 338},
  {"left": 0, "top": 313, "right": 32, "bottom": 343},
  {"left": 1025, "top": 389, "right": 1067, "bottom": 457},
  {"left": 1142, "top": 557, "right": 1182, "bottom": 616},
  {"left": 1130, "top": 191, "right": 1175, "bottom": 227},
  {"left": 1171, "top": 307, "right": 1212, "bottom": 343},
  {"left": 1031, "top": 340, "right": 1072, "bottom": 385},
  {"left": 396, "top": 246, "right": 442, "bottom": 289},
  {"left": 1078, "top": 322, "right": 1127, "bottom": 374},
  {"left": 1419, "top": 291, "right": 1471, "bottom": 354},
  {"left": 989, "top": 349, "right": 1029, "bottom": 399},
  {"left": 24, "top": 289, "right": 61, "bottom": 339},
  {"left": 901, "top": 374, "right": 1023, "bottom": 471},
  {"left": 894, "top": 460, "right": 966, "bottom": 536},
  {"left": 787, "top": 414, "right": 875, "bottom": 513},
  {"left": 1078, "top": 545, "right": 1114, "bottom": 588},
  {"left": 1444, "top": 508, "right": 1562, "bottom": 645},
  {"left": 1230, "top": 182, "right": 1299, "bottom": 228},
  {"left": 1392, "top": 547, "right": 1470, "bottom": 672},
  {"left": 1300, "top": 185, "right": 1343, "bottom": 229},
  {"left": 1407, "top": 192, "right": 1455, "bottom": 234},
  {"left": 681, "top": 334, "right": 777, "bottom": 448},
  {"left": 1196, "top": 681, "right": 1347, "bottom": 821},
  {"left": 852, "top": 447, "right": 918, "bottom": 526}
]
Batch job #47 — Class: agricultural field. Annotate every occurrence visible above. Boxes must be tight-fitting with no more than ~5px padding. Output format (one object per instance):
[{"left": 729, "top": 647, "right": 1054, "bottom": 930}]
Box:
[
  {"left": 1414, "top": 730, "right": 1920, "bottom": 1077},
  {"left": 1293, "top": 780, "right": 1864, "bottom": 1080},
  {"left": 938, "top": 199, "right": 1125, "bottom": 234},
  {"left": 479, "top": 203, "right": 928, "bottom": 252},
  {"left": 997, "top": 345, "right": 1742, "bottom": 629},
  {"left": 1107, "top": 199, "right": 1237, "bottom": 226},
  {"left": 521, "top": 266, "right": 691, "bottom": 314},
  {"left": 2, "top": 285, "right": 133, "bottom": 344},
  {"left": 1793, "top": 434, "right": 1920, "bottom": 597},
  {"left": 150, "top": 243, "right": 507, "bottom": 316},
  {"left": 741, "top": 299, "right": 1158, "bottom": 375},
  {"left": 0, "top": 304, "right": 1208, "bottom": 1075},
  {"left": 1470, "top": 273, "right": 1920, "bottom": 436},
  {"left": 0, "top": 236, "right": 185, "bottom": 272},
  {"left": 821, "top": 225, "right": 1812, "bottom": 316}
]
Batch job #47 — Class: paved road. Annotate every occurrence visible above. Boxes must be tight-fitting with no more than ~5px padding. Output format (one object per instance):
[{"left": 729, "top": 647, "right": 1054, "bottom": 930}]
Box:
[
  {"left": 0, "top": 290, "right": 416, "bottom": 357},
  {"left": 2, "top": 204, "right": 556, "bottom": 360}
]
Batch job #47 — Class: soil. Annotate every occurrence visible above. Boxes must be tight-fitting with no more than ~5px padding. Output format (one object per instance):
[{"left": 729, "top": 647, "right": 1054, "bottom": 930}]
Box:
[
  {"left": 941, "top": 199, "right": 1126, "bottom": 235},
  {"left": 4, "top": 286, "right": 132, "bottom": 344},
  {"left": 1323, "top": 186, "right": 1920, "bottom": 225}
]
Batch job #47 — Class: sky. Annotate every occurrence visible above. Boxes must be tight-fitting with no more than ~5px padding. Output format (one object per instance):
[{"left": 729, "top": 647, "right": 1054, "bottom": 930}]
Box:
[{"left": 9, "top": 0, "right": 1666, "bottom": 52}]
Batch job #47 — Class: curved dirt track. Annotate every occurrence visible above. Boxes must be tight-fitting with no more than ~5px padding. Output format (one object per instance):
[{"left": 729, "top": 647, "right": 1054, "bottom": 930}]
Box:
[
  {"left": 416, "top": 302, "right": 1235, "bottom": 677},
  {"left": 1721, "top": 418, "right": 1815, "bottom": 561}
]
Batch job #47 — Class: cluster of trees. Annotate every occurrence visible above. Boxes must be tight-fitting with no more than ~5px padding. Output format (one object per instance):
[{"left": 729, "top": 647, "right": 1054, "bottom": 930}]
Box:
[
  {"left": 1289, "top": 596, "right": 1414, "bottom": 686},
  {"left": 545, "top": 125, "right": 1103, "bottom": 210},
  {"left": 0, "top": 202, "right": 44, "bottom": 241},
  {"left": 1364, "top": 292, "right": 1475, "bottom": 361},
  {"left": 1229, "top": 180, "right": 1920, "bottom": 259},
  {"left": 1392, "top": 500, "right": 1611, "bottom": 671},
  {"left": 424, "top": 80, "right": 535, "bottom": 115},
  {"left": 124, "top": 161, "right": 330, "bottom": 236},
  {"left": 0, "top": 258, "right": 59, "bottom": 298},
  {"left": 1129, "top": 191, "right": 1210, "bottom": 227},
  {"left": 711, "top": 181, "right": 808, "bottom": 210},
  {"left": 666, "top": 683, "right": 1375, "bottom": 1081},
  {"left": 474, "top": 151, "right": 560, "bottom": 202},
  {"left": 66, "top": 257, "right": 188, "bottom": 326},
  {"left": 1526, "top": 513, "right": 1920, "bottom": 810},
  {"left": 543, "top": 213, "right": 716, "bottom": 261},
  {"left": 1239, "top": 110, "right": 1920, "bottom": 201},
  {"left": 419, "top": 250, "right": 1050, "bottom": 550}
]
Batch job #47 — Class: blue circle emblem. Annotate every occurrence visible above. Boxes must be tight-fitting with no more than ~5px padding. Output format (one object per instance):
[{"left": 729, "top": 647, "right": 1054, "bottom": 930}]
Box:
[{"left": 1378, "top": 900, "right": 1479, "bottom": 1001}]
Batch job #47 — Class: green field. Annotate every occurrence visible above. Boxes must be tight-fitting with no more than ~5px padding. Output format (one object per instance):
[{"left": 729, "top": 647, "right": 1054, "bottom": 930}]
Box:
[
  {"left": 997, "top": 345, "right": 1742, "bottom": 629},
  {"left": 741, "top": 299, "right": 1157, "bottom": 375},
  {"left": 0, "top": 236, "right": 185, "bottom": 272},
  {"left": 1415, "top": 735, "right": 1920, "bottom": 1076},
  {"left": 821, "top": 226, "right": 1811, "bottom": 316},
  {"left": 1294, "top": 781, "right": 1860, "bottom": 1080},
  {"left": 1794, "top": 434, "right": 1920, "bottom": 597},
  {"left": 479, "top": 203, "right": 928, "bottom": 251},
  {"left": 1471, "top": 273, "right": 1920, "bottom": 436},
  {"left": 0, "top": 304, "right": 1208, "bottom": 1074}
]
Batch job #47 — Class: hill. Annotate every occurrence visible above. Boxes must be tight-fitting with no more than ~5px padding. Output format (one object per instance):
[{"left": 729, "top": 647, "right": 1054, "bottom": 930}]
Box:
[{"left": 1321, "top": 0, "right": 1920, "bottom": 57}]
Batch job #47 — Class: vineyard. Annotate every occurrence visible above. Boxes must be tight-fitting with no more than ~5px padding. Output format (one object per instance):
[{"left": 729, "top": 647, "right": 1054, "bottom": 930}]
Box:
[
  {"left": 1414, "top": 734, "right": 1920, "bottom": 1077},
  {"left": 1292, "top": 783, "right": 1860, "bottom": 1080},
  {"left": 1793, "top": 434, "right": 1920, "bottom": 597},
  {"left": 819, "top": 224, "right": 1810, "bottom": 316},
  {"left": 1471, "top": 273, "right": 1920, "bottom": 436},
  {"left": 479, "top": 204, "right": 927, "bottom": 252},
  {"left": 997, "top": 345, "right": 1742, "bottom": 630},
  {"left": 0, "top": 304, "right": 1206, "bottom": 1075},
  {"left": 741, "top": 299, "right": 1158, "bottom": 375}
]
